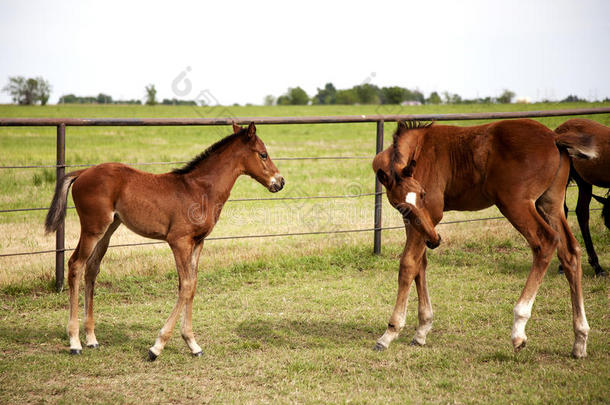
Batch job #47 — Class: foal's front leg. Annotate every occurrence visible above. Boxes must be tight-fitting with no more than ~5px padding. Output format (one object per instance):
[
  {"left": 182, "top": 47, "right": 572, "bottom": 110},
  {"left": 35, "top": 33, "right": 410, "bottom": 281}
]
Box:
[
  {"left": 411, "top": 254, "right": 433, "bottom": 346},
  {"left": 374, "top": 234, "right": 426, "bottom": 351},
  {"left": 180, "top": 240, "right": 204, "bottom": 356},
  {"left": 148, "top": 238, "right": 197, "bottom": 361}
]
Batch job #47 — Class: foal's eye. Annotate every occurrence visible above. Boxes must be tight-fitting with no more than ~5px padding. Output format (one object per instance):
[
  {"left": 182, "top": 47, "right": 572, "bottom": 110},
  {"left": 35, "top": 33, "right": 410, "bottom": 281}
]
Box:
[{"left": 259, "top": 152, "right": 268, "bottom": 160}]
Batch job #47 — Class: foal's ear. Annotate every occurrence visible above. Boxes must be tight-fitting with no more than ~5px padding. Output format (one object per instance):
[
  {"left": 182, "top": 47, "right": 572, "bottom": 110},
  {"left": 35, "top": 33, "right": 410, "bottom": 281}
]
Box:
[
  {"left": 247, "top": 122, "right": 256, "bottom": 138},
  {"left": 402, "top": 160, "right": 416, "bottom": 177},
  {"left": 232, "top": 122, "right": 242, "bottom": 134},
  {"left": 376, "top": 169, "right": 390, "bottom": 187}
]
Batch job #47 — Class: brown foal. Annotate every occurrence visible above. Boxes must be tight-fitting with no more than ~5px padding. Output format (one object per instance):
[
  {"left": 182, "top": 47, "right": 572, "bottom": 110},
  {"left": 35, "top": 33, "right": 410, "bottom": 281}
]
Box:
[
  {"left": 45, "top": 123, "right": 284, "bottom": 360},
  {"left": 556, "top": 119, "right": 609, "bottom": 276},
  {"left": 373, "top": 119, "right": 596, "bottom": 358}
]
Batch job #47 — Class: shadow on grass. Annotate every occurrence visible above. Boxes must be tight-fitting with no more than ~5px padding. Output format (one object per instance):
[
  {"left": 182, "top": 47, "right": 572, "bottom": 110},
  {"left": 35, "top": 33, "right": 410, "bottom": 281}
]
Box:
[
  {"left": 236, "top": 318, "right": 378, "bottom": 348},
  {"left": 0, "top": 321, "right": 154, "bottom": 354}
]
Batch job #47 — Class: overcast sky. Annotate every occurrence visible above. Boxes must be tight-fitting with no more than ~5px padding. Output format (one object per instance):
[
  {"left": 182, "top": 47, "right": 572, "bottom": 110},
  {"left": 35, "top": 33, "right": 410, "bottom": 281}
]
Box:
[{"left": 1, "top": 0, "right": 609, "bottom": 105}]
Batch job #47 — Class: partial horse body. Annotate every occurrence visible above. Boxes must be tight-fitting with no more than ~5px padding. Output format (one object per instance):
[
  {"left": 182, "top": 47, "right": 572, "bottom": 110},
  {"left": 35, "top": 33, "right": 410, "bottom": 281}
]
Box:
[
  {"left": 556, "top": 118, "right": 609, "bottom": 276},
  {"left": 45, "top": 123, "right": 284, "bottom": 360},
  {"left": 373, "top": 119, "right": 596, "bottom": 358}
]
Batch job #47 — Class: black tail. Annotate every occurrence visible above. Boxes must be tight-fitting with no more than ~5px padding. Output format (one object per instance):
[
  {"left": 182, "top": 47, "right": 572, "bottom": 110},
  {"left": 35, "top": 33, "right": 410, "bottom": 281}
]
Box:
[
  {"left": 591, "top": 193, "right": 610, "bottom": 230},
  {"left": 44, "top": 170, "right": 83, "bottom": 234}
]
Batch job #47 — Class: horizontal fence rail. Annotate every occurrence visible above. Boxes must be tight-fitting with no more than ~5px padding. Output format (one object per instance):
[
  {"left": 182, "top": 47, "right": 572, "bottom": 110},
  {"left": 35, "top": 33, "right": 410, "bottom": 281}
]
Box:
[
  {"left": 1, "top": 107, "right": 610, "bottom": 126},
  {"left": 1, "top": 107, "right": 608, "bottom": 291}
]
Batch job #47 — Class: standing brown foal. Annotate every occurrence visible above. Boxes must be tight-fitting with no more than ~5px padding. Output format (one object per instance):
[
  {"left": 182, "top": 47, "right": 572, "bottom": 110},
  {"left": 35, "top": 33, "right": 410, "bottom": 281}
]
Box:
[
  {"left": 45, "top": 123, "right": 284, "bottom": 360},
  {"left": 556, "top": 119, "right": 609, "bottom": 276},
  {"left": 373, "top": 119, "right": 596, "bottom": 358}
]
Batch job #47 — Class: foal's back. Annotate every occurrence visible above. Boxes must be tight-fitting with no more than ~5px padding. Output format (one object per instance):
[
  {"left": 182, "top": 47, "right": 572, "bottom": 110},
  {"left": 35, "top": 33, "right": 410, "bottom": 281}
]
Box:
[
  {"left": 425, "top": 119, "right": 561, "bottom": 210},
  {"left": 72, "top": 163, "right": 187, "bottom": 239}
]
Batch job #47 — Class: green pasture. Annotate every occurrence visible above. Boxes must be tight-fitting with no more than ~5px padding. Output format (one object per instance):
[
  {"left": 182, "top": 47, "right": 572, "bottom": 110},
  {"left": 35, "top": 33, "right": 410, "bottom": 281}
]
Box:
[{"left": 0, "top": 103, "right": 608, "bottom": 403}]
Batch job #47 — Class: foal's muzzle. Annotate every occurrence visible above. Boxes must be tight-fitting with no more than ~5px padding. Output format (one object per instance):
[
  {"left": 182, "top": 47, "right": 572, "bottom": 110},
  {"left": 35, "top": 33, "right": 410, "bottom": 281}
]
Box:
[
  {"left": 268, "top": 175, "right": 285, "bottom": 193},
  {"left": 425, "top": 234, "right": 441, "bottom": 249}
]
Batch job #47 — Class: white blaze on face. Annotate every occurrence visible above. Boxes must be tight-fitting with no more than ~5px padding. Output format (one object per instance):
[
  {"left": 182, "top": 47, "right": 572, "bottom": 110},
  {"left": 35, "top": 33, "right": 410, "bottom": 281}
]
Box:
[{"left": 405, "top": 192, "right": 417, "bottom": 205}]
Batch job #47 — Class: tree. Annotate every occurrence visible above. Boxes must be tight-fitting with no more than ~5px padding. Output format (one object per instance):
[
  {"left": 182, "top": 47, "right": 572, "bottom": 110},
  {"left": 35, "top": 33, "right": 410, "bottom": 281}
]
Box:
[
  {"left": 426, "top": 91, "right": 442, "bottom": 104},
  {"left": 335, "top": 88, "right": 359, "bottom": 105},
  {"left": 145, "top": 84, "right": 157, "bottom": 106},
  {"left": 263, "top": 94, "right": 276, "bottom": 106},
  {"left": 96, "top": 93, "right": 113, "bottom": 104},
  {"left": 277, "top": 87, "right": 309, "bottom": 105},
  {"left": 3, "top": 76, "right": 52, "bottom": 105},
  {"left": 497, "top": 89, "right": 515, "bottom": 104},
  {"left": 409, "top": 89, "right": 425, "bottom": 104},
  {"left": 561, "top": 94, "right": 585, "bottom": 103},
  {"left": 380, "top": 86, "right": 406, "bottom": 104},
  {"left": 353, "top": 84, "right": 379, "bottom": 104},
  {"left": 443, "top": 91, "right": 462, "bottom": 104},
  {"left": 37, "top": 78, "right": 51, "bottom": 105},
  {"left": 313, "top": 83, "right": 337, "bottom": 105}
]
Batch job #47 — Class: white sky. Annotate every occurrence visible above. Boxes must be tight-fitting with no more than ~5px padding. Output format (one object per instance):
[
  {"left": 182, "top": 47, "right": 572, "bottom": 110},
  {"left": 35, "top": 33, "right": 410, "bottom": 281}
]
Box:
[{"left": 1, "top": 0, "right": 609, "bottom": 105}]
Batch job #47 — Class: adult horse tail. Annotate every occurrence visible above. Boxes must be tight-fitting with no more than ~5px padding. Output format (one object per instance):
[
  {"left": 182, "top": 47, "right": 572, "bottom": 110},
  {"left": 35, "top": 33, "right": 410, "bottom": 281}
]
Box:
[
  {"left": 44, "top": 170, "right": 85, "bottom": 234},
  {"left": 554, "top": 130, "right": 598, "bottom": 160},
  {"left": 592, "top": 193, "right": 610, "bottom": 230}
]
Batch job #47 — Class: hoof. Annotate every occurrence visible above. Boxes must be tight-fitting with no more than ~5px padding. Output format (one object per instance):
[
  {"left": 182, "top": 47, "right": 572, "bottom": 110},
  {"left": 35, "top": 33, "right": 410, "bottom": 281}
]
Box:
[
  {"left": 513, "top": 340, "right": 526, "bottom": 352},
  {"left": 557, "top": 265, "right": 564, "bottom": 275},
  {"left": 572, "top": 349, "right": 587, "bottom": 359},
  {"left": 410, "top": 339, "right": 424, "bottom": 347},
  {"left": 86, "top": 343, "right": 99, "bottom": 349},
  {"left": 192, "top": 351, "right": 203, "bottom": 357},
  {"left": 373, "top": 342, "right": 387, "bottom": 351},
  {"left": 594, "top": 269, "right": 607, "bottom": 277},
  {"left": 70, "top": 348, "right": 82, "bottom": 355},
  {"left": 148, "top": 349, "right": 158, "bottom": 362}
]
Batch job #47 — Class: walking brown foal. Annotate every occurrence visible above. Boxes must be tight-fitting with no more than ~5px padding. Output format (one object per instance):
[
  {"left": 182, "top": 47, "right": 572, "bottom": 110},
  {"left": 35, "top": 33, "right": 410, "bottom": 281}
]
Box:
[
  {"left": 373, "top": 119, "right": 596, "bottom": 358},
  {"left": 45, "top": 123, "right": 284, "bottom": 360}
]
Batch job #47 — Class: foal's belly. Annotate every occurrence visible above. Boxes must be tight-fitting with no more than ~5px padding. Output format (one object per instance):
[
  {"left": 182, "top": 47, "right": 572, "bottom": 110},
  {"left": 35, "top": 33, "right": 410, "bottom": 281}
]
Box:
[
  {"left": 443, "top": 192, "right": 494, "bottom": 212},
  {"left": 115, "top": 201, "right": 169, "bottom": 240}
]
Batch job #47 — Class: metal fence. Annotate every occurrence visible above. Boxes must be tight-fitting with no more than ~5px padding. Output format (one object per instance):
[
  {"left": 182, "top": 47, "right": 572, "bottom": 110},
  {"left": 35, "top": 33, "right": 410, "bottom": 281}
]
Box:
[{"left": 1, "top": 107, "right": 609, "bottom": 291}]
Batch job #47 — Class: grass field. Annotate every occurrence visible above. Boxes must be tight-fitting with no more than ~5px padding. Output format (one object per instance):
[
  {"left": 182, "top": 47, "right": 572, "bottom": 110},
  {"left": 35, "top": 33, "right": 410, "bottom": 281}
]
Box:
[{"left": 0, "top": 103, "right": 609, "bottom": 403}]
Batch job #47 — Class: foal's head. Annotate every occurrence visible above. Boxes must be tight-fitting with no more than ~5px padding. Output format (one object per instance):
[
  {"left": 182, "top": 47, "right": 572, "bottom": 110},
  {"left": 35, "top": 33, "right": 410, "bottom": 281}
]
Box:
[
  {"left": 373, "top": 121, "right": 441, "bottom": 249},
  {"left": 233, "top": 122, "right": 285, "bottom": 192}
]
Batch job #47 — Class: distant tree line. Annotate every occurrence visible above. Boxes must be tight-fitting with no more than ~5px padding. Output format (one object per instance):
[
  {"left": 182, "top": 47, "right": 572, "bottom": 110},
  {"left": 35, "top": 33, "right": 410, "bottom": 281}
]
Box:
[
  {"left": 265, "top": 84, "right": 607, "bottom": 106},
  {"left": 267, "top": 84, "right": 520, "bottom": 106},
  {"left": 2, "top": 76, "right": 608, "bottom": 106},
  {"left": 58, "top": 93, "right": 142, "bottom": 104}
]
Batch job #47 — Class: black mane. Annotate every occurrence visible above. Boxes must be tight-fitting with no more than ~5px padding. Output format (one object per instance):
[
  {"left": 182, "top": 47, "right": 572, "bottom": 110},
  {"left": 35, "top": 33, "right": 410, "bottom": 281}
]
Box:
[
  {"left": 390, "top": 120, "right": 433, "bottom": 180},
  {"left": 391, "top": 120, "right": 433, "bottom": 163},
  {"left": 172, "top": 130, "right": 246, "bottom": 175}
]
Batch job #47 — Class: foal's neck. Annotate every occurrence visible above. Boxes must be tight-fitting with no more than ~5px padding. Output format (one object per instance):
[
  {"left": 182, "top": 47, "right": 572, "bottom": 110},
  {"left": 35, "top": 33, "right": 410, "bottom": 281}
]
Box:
[{"left": 182, "top": 145, "right": 244, "bottom": 205}]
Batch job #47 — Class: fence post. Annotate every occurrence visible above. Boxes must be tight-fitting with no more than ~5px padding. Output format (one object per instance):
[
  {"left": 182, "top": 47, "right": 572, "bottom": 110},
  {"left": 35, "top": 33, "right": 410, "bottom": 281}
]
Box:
[
  {"left": 55, "top": 124, "right": 66, "bottom": 292},
  {"left": 373, "top": 120, "right": 384, "bottom": 254}
]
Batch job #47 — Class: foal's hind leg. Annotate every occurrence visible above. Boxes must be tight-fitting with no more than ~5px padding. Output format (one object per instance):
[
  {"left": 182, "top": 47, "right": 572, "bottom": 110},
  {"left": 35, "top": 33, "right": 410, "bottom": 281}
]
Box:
[
  {"left": 574, "top": 178, "right": 605, "bottom": 276},
  {"left": 67, "top": 232, "right": 104, "bottom": 354},
  {"left": 83, "top": 217, "right": 121, "bottom": 348},
  {"left": 537, "top": 177, "right": 590, "bottom": 357},
  {"left": 496, "top": 200, "right": 559, "bottom": 352}
]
